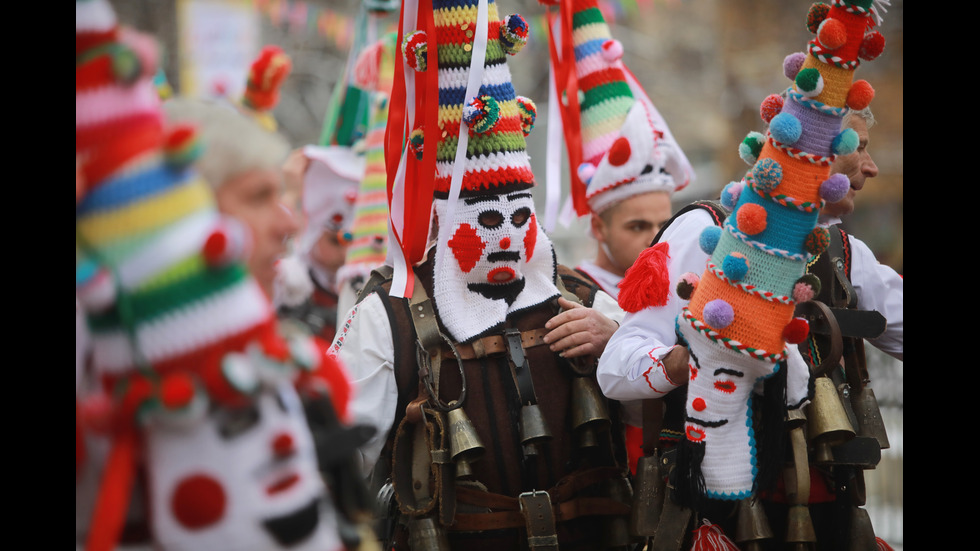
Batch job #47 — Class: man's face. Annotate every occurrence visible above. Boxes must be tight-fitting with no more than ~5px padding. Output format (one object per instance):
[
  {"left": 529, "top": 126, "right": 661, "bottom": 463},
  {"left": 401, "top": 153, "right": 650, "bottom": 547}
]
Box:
[
  {"left": 216, "top": 168, "right": 299, "bottom": 297},
  {"left": 311, "top": 230, "right": 349, "bottom": 274},
  {"left": 823, "top": 116, "right": 879, "bottom": 219},
  {"left": 592, "top": 191, "right": 673, "bottom": 276}
]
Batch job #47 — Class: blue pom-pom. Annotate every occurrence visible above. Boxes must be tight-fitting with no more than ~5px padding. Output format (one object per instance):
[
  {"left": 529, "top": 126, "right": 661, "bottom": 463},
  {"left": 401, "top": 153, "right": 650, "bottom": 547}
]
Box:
[
  {"left": 832, "top": 128, "right": 859, "bottom": 156},
  {"left": 820, "top": 173, "right": 850, "bottom": 203},
  {"left": 703, "top": 299, "right": 734, "bottom": 329},
  {"left": 699, "top": 225, "right": 722, "bottom": 255},
  {"left": 752, "top": 157, "right": 783, "bottom": 193},
  {"left": 720, "top": 181, "right": 743, "bottom": 210},
  {"left": 722, "top": 253, "right": 749, "bottom": 281},
  {"left": 769, "top": 112, "right": 802, "bottom": 145}
]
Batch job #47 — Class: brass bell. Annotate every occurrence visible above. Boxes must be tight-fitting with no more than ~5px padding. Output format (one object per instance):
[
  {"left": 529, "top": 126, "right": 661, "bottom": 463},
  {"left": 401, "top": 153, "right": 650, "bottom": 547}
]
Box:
[
  {"left": 447, "top": 404, "right": 485, "bottom": 479},
  {"left": 848, "top": 507, "right": 877, "bottom": 551},
  {"left": 735, "top": 496, "right": 774, "bottom": 545},
  {"left": 519, "top": 403, "right": 553, "bottom": 456},
  {"left": 570, "top": 376, "right": 611, "bottom": 448},
  {"left": 408, "top": 516, "right": 451, "bottom": 551},
  {"left": 602, "top": 476, "right": 632, "bottom": 549},
  {"left": 785, "top": 504, "right": 816, "bottom": 545},
  {"left": 629, "top": 454, "right": 665, "bottom": 538},
  {"left": 849, "top": 387, "right": 890, "bottom": 450},
  {"left": 806, "top": 376, "right": 855, "bottom": 463}
]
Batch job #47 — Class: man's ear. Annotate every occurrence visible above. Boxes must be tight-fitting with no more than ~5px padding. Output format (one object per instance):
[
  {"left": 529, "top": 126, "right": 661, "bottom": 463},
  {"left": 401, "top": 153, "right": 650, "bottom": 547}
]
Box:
[{"left": 589, "top": 213, "right": 606, "bottom": 242}]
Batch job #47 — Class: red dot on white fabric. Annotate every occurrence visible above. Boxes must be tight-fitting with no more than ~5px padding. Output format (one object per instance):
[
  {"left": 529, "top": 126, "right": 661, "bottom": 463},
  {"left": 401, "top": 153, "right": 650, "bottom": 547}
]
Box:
[
  {"left": 171, "top": 474, "right": 227, "bottom": 529},
  {"left": 272, "top": 432, "right": 295, "bottom": 458},
  {"left": 692, "top": 397, "right": 706, "bottom": 412},
  {"left": 500, "top": 237, "right": 511, "bottom": 249},
  {"left": 608, "top": 137, "right": 631, "bottom": 167}
]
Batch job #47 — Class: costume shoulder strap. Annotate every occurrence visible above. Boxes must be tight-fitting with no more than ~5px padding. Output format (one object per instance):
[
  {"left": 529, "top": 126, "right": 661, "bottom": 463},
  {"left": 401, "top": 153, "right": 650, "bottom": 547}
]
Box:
[
  {"left": 651, "top": 199, "right": 729, "bottom": 246},
  {"left": 556, "top": 264, "right": 599, "bottom": 307}
]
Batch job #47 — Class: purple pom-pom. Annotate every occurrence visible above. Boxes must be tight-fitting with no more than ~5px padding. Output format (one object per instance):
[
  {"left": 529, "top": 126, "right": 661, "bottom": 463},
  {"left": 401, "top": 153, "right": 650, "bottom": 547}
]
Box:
[
  {"left": 703, "top": 299, "right": 734, "bottom": 329},
  {"left": 820, "top": 173, "right": 850, "bottom": 203},
  {"left": 783, "top": 52, "right": 806, "bottom": 80}
]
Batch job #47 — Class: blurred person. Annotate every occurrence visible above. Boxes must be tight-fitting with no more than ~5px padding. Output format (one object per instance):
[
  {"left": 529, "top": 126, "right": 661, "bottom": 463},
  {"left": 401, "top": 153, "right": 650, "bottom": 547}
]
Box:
[
  {"left": 163, "top": 97, "right": 299, "bottom": 298},
  {"left": 596, "top": 2, "right": 899, "bottom": 546}
]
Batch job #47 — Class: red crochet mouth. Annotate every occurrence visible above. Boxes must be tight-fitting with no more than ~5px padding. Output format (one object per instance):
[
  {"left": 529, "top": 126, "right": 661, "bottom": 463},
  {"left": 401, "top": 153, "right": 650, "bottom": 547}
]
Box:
[
  {"left": 266, "top": 472, "right": 299, "bottom": 495},
  {"left": 487, "top": 267, "right": 516, "bottom": 283}
]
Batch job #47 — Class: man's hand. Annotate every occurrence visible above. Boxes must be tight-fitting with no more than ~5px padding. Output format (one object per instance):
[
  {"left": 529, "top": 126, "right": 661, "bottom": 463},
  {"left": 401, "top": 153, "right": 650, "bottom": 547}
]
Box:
[
  {"left": 661, "top": 345, "right": 691, "bottom": 385},
  {"left": 544, "top": 297, "right": 620, "bottom": 358}
]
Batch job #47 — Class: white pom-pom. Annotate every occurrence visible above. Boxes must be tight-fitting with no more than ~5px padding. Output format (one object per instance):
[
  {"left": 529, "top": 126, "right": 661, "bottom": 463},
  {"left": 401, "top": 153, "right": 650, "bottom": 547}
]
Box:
[{"left": 273, "top": 254, "right": 314, "bottom": 308}]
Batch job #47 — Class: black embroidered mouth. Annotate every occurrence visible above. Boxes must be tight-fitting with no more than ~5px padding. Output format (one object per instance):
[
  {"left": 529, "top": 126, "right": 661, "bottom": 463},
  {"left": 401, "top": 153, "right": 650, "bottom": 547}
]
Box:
[
  {"left": 487, "top": 251, "right": 521, "bottom": 262},
  {"left": 687, "top": 416, "right": 728, "bottom": 428},
  {"left": 467, "top": 278, "right": 526, "bottom": 306},
  {"left": 262, "top": 498, "right": 320, "bottom": 547}
]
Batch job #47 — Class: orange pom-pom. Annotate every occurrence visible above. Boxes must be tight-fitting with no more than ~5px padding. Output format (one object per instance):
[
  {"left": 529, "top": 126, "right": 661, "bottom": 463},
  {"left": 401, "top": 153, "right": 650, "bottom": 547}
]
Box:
[
  {"left": 736, "top": 203, "right": 767, "bottom": 236},
  {"left": 846, "top": 80, "right": 875, "bottom": 110},
  {"left": 618, "top": 242, "right": 671, "bottom": 313}
]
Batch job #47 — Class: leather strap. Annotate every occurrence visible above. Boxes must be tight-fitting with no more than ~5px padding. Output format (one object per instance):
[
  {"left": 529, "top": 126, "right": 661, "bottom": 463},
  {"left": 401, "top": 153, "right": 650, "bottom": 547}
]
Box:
[
  {"left": 440, "top": 328, "right": 550, "bottom": 360},
  {"left": 520, "top": 491, "right": 559, "bottom": 550}
]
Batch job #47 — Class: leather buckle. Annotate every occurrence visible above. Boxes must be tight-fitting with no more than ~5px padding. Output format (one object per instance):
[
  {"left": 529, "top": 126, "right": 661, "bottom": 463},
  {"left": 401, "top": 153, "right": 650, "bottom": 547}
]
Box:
[{"left": 518, "top": 490, "right": 558, "bottom": 550}]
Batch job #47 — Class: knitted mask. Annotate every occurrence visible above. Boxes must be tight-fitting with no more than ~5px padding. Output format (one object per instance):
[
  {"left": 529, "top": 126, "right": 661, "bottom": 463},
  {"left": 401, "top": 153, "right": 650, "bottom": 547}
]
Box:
[
  {"left": 548, "top": 0, "right": 693, "bottom": 217},
  {"left": 297, "top": 145, "right": 365, "bottom": 261},
  {"left": 433, "top": 192, "right": 558, "bottom": 343},
  {"left": 384, "top": 0, "right": 559, "bottom": 341},
  {"left": 145, "top": 379, "right": 341, "bottom": 551},
  {"left": 669, "top": 0, "right": 885, "bottom": 501},
  {"left": 75, "top": 2, "right": 350, "bottom": 548}
]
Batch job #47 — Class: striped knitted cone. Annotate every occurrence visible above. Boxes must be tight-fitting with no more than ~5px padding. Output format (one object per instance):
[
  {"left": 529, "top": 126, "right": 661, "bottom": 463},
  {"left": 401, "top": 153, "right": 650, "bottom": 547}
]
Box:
[
  {"left": 389, "top": 0, "right": 559, "bottom": 342},
  {"left": 563, "top": 0, "right": 693, "bottom": 215},
  {"left": 337, "top": 31, "right": 398, "bottom": 290},
  {"left": 76, "top": 3, "right": 350, "bottom": 549},
  {"left": 673, "top": 0, "right": 884, "bottom": 501}
]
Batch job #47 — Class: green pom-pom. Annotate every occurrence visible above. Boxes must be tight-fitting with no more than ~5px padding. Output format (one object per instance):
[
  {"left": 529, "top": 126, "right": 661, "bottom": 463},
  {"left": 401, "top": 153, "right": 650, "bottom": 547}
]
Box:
[
  {"left": 805, "top": 227, "right": 831, "bottom": 256},
  {"left": 408, "top": 127, "right": 425, "bottom": 160},
  {"left": 739, "top": 132, "right": 765, "bottom": 165},
  {"left": 795, "top": 68, "right": 824, "bottom": 96},
  {"left": 112, "top": 46, "right": 142, "bottom": 84}
]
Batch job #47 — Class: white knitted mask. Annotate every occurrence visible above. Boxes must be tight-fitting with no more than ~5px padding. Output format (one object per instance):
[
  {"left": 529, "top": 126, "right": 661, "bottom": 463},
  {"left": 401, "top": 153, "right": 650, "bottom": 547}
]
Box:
[{"left": 433, "top": 192, "right": 560, "bottom": 343}]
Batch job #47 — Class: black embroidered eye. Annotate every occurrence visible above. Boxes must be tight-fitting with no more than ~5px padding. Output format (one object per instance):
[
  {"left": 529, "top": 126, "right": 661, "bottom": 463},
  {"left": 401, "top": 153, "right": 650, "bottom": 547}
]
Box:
[
  {"left": 478, "top": 210, "right": 504, "bottom": 228},
  {"left": 511, "top": 207, "right": 531, "bottom": 228},
  {"left": 641, "top": 164, "right": 654, "bottom": 175},
  {"left": 216, "top": 404, "right": 260, "bottom": 439}
]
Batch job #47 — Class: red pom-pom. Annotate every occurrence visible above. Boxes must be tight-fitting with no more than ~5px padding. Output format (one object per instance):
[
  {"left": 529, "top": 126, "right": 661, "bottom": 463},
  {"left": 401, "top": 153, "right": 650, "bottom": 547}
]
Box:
[
  {"left": 736, "top": 203, "right": 767, "bottom": 235},
  {"left": 608, "top": 137, "right": 632, "bottom": 167},
  {"left": 760, "top": 94, "right": 784, "bottom": 124},
  {"left": 817, "top": 18, "right": 847, "bottom": 50},
  {"left": 859, "top": 31, "right": 885, "bottom": 61},
  {"left": 160, "top": 373, "right": 196, "bottom": 409},
  {"left": 846, "top": 80, "right": 875, "bottom": 110},
  {"left": 203, "top": 229, "right": 229, "bottom": 265},
  {"left": 618, "top": 242, "right": 671, "bottom": 313},
  {"left": 806, "top": 3, "right": 830, "bottom": 33},
  {"left": 690, "top": 518, "right": 739, "bottom": 550},
  {"left": 782, "top": 317, "right": 810, "bottom": 344},
  {"left": 171, "top": 474, "right": 227, "bottom": 529}
]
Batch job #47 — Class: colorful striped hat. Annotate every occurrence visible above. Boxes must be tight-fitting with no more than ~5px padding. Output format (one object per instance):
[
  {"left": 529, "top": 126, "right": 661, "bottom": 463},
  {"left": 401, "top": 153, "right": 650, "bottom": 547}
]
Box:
[
  {"left": 75, "top": 2, "right": 351, "bottom": 548},
  {"left": 337, "top": 31, "right": 398, "bottom": 291},
  {"left": 619, "top": 0, "right": 885, "bottom": 502},
  {"left": 550, "top": 0, "right": 693, "bottom": 215}
]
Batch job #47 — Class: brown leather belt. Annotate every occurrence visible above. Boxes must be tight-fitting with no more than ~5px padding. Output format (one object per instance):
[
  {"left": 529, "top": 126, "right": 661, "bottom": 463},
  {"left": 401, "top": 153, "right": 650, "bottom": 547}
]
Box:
[{"left": 441, "top": 328, "right": 550, "bottom": 360}]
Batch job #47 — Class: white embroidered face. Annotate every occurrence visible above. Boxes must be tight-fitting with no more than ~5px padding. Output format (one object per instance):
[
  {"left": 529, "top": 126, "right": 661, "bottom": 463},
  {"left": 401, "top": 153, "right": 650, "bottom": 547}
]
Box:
[
  {"left": 145, "top": 380, "right": 339, "bottom": 551},
  {"left": 442, "top": 191, "right": 539, "bottom": 304}
]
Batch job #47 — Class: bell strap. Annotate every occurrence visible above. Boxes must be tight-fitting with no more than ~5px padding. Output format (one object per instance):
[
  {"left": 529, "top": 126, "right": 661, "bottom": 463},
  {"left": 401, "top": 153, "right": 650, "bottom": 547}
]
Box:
[{"left": 441, "top": 328, "right": 550, "bottom": 360}]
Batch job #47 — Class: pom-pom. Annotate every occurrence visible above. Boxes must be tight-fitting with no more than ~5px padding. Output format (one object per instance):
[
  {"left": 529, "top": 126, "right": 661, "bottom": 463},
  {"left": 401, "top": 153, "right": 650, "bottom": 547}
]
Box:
[
  {"left": 608, "top": 137, "right": 632, "bottom": 166},
  {"left": 676, "top": 272, "right": 700, "bottom": 300},
  {"left": 76, "top": 264, "right": 116, "bottom": 313},
  {"left": 164, "top": 123, "right": 203, "bottom": 168},
  {"left": 203, "top": 221, "right": 249, "bottom": 267},
  {"left": 760, "top": 94, "right": 785, "bottom": 124},
  {"left": 462, "top": 94, "right": 501, "bottom": 134},
  {"left": 769, "top": 112, "right": 802, "bottom": 145},
  {"left": 720, "top": 181, "right": 743, "bottom": 210},
  {"left": 806, "top": 3, "right": 831, "bottom": 33},
  {"left": 220, "top": 353, "right": 260, "bottom": 395},
  {"left": 402, "top": 31, "right": 427, "bottom": 72},
  {"left": 516, "top": 96, "right": 537, "bottom": 136},
  {"left": 817, "top": 18, "right": 847, "bottom": 50},
  {"left": 846, "top": 80, "right": 875, "bottom": 110},
  {"left": 739, "top": 132, "right": 765, "bottom": 165},
  {"left": 273, "top": 254, "right": 314, "bottom": 308},
  {"left": 832, "top": 128, "right": 858, "bottom": 156},
  {"left": 618, "top": 243, "right": 671, "bottom": 313},
  {"left": 820, "top": 173, "right": 850, "bottom": 203},
  {"left": 160, "top": 372, "right": 197, "bottom": 410},
  {"left": 699, "top": 226, "right": 722, "bottom": 255},
  {"left": 752, "top": 157, "right": 783, "bottom": 193},
  {"left": 601, "top": 39, "right": 624, "bottom": 61},
  {"left": 793, "top": 273, "right": 821, "bottom": 302},
  {"left": 782, "top": 317, "right": 810, "bottom": 344},
  {"left": 805, "top": 226, "right": 831, "bottom": 256},
  {"left": 500, "top": 14, "right": 529, "bottom": 55},
  {"left": 408, "top": 127, "right": 425, "bottom": 160},
  {"left": 736, "top": 203, "right": 767, "bottom": 235},
  {"left": 690, "top": 519, "right": 740, "bottom": 551},
  {"left": 795, "top": 68, "right": 824, "bottom": 97},
  {"left": 859, "top": 31, "right": 885, "bottom": 61},
  {"left": 722, "top": 253, "right": 749, "bottom": 281},
  {"left": 578, "top": 162, "right": 597, "bottom": 184},
  {"left": 703, "top": 299, "right": 735, "bottom": 330},
  {"left": 243, "top": 45, "right": 292, "bottom": 111},
  {"left": 111, "top": 45, "right": 143, "bottom": 84}
]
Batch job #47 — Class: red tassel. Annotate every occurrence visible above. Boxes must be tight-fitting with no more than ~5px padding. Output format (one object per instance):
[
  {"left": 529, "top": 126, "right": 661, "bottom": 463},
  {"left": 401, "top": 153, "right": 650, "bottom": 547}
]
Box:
[
  {"left": 85, "top": 429, "right": 137, "bottom": 551},
  {"left": 690, "top": 518, "right": 739, "bottom": 551},
  {"left": 876, "top": 537, "right": 895, "bottom": 551},
  {"left": 617, "top": 242, "right": 671, "bottom": 313}
]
